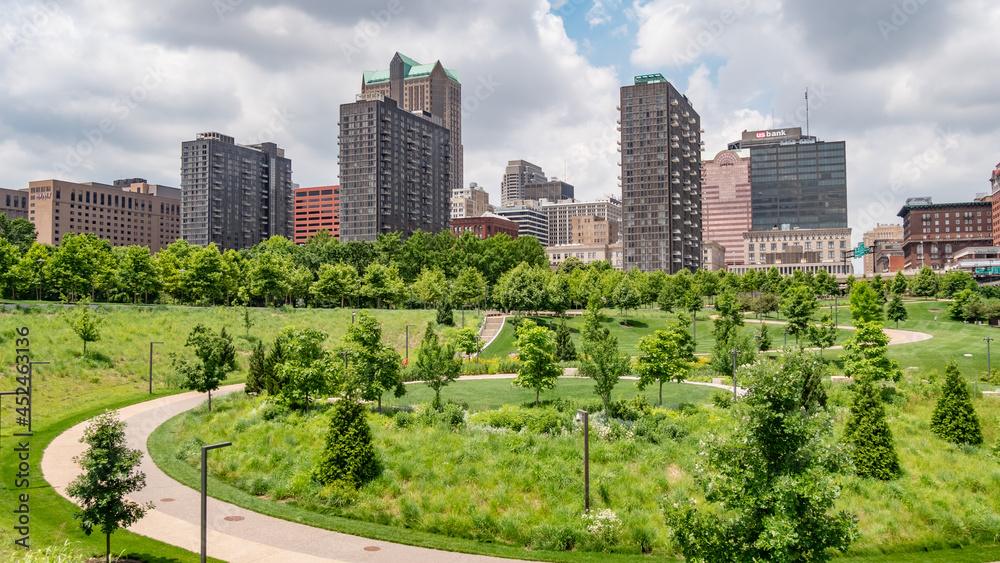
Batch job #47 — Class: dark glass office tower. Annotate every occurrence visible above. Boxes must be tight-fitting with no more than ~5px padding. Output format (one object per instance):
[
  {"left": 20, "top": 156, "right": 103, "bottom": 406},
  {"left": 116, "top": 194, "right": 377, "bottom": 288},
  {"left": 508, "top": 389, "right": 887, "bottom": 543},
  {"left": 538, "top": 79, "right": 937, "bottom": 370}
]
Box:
[{"left": 740, "top": 128, "right": 847, "bottom": 231}]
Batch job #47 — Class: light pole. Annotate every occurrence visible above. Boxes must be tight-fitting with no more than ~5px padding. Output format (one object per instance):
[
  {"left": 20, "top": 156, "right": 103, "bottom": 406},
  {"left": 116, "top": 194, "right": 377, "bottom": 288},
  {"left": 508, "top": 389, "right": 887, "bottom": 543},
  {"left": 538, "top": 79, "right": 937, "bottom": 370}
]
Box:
[
  {"left": 356, "top": 278, "right": 362, "bottom": 309},
  {"left": 201, "top": 441, "right": 232, "bottom": 563},
  {"left": 754, "top": 333, "right": 762, "bottom": 353},
  {"left": 36, "top": 258, "right": 45, "bottom": 301},
  {"left": 730, "top": 349, "right": 740, "bottom": 401},
  {"left": 782, "top": 329, "right": 789, "bottom": 348},
  {"left": 149, "top": 341, "right": 163, "bottom": 394},
  {"left": 576, "top": 410, "right": 590, "bottom": 512},
  {"left": 405, "top": 324, "right": 416, "bottom": 363},
  {"left": 481, "top": 284, "right": 488, "bottom": 312},
  {"left": 986, "top": 337, "right": 994, "bottom": 379},
  {"left": 352, "top": 310, "right": 356, "bottom": 324}
]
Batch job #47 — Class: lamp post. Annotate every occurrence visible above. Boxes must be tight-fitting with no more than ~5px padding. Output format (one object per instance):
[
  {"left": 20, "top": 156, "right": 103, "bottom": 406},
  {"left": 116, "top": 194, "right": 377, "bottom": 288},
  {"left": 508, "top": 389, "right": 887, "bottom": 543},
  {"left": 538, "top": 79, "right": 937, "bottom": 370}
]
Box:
[
  {"left": 576, "top": 410, "right": 590, "bottom": 512},
  {"left": 481, "top": 284, "right": 488, "bottom": 312},
  {"left": 356, "top": 278, "right": 362, "bottom": 309},
  {"left": 754, "top": 333, "right": 762, "bottom": 353},
  {"left": 782, "top": 329, "right": 789, "bottom": 348},
  {"left": 986, "top": 337, "right": 994, "bottom": 379},
  {"left": 729, "top": 349, "right": 740, "bottom": 401},
  {"left": 148, "top": 341, "right": 163, "bottom": 394},
  {"left": 201, "top": 441, "right": 232, "bottom": 563},
  {"left": 405, "top": 324, "right": 416, "bottom": 363},
  {"left": 36, "top": 258, "right": 45, "bottom": 301},
  {"left": 352, "top": 310, "right": 356, "bottom": 325}
]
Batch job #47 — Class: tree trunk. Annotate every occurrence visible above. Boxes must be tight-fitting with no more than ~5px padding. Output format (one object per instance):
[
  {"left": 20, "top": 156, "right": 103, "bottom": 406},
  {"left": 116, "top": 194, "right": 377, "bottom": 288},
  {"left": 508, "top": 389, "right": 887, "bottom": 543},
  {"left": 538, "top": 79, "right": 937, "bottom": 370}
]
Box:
[
  {"left": 378, "top": 395, "right": 382, "bottom": 413},
  {"left": 536, "top": 388, "right": 539, "bottom": 406},
  {"left": 340, "top": 295, "right": 345, "bottom": 308},
  {"left": 106, "top": 533, "right": 110, "bottom": 563},
  {"left": 659, "top": 381, "right": 663, "bottom": 407},
  {"left": 208, "top": 389, "right": 212, "bottom": 412},
  {"left": 83, "top": 340, "right": 87, "bottom": 355}
]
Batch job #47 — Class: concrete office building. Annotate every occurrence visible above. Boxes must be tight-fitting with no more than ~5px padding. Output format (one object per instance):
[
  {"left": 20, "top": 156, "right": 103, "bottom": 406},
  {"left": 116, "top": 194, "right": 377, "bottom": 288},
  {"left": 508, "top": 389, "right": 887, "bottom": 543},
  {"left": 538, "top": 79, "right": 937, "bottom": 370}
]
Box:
[
  {"left": 500, "top": 160, "right": 547, "bottom": 205},
  {"left": 494, "top": 202, "right": 548, "bottom": 245},
  {"left": 180, "top": 132, "right": 293, "bottom": 250},
  {"left": 542, "top": 197, "right": 621, "bottom": 247},
  {"left": 702, "top": 240, "right": 726, "bottom": 271},
  {"left": 293, "top": 185, "right": 339, "bottom": 243},
  {"left": 362, "top": 53, "right": 462, "bottom": 194},
  {"left": 524, "top": 179, "right": 574, "bottom": 202},
  {"left": 451, "top": 182, "right": 493, "bottom": 219},
  {"left": 861, "top": 223, "right": 904, "bottom": 275},
  {"left": 619, "top": 74, "right": 702, "bottom": 273},
  {"left": 338, "top": 94, "right": 451, "bottom": 241},
  {"left": 0, "top": 187, "right": 28, "bottom": 220},
  {"left": 571, "top": 215, "right": 617, "bottom": 245},
  {"left": 897, "top": 197, "right": 993, "bottom": 271},
  {"left": 732, "top": 128, "right": 848, "bottom": 232},
  {"left": 701, "top": 148, "right": 751, "bottom": 266},
  {"left": 26, "top": 178, "right": 181, "bottom": 252},
  {"left": 729, "top": 227, "right": 853, "bottom": 277}
]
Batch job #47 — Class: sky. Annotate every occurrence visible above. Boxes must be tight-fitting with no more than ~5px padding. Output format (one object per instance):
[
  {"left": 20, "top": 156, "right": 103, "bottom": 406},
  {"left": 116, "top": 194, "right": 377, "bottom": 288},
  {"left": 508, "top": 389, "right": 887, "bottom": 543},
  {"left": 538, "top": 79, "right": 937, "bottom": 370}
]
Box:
[{"left": 2, "top": 0, "right": 999, "bottom": 249}]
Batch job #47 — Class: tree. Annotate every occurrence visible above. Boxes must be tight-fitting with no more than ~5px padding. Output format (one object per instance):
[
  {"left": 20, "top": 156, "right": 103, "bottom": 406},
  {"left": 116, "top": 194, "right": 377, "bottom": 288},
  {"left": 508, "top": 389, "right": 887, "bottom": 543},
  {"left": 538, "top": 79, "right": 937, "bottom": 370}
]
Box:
[
  {"left": 635, "top": 321, "right": 696, "bottom": 406},
  {"left": 411, "top": 267, "right": 448, "bottom": 308},
  {"left": 813, "top": 268, "right": 837, "bottom": 297},
  {"left": 782, "top": 285, "right": 819, "bottom": 344},
  {"left": 245, "top": 340, "right": 267, "bottom": 395},
  {"left": 64, "top": 305, "right": 102, "bottom": 355},
  {"left": 712, "top": 290, "right": 743, "bottom": 346},
  {"left": 361, "top": 262, "right": 405, "bottom": 309},
  {"left": 242, "top": 307, "right": 255, "bottom": 339},
  {"left": 909, "top": 265, "right": 937, "bottom": 298},
  {"left": 454, "top": 327, "right": 483, "bottom": 362},
  {"left": 436, "top": 291, "right": 454, "bottom": 326},
  {"left": 553, "top": 319, "right": 577, "bottom": 362},
  {"left": 314, "top": 398, "right": 380, "bottom": 489},
  {"left": 849, "top": 281, "right": 884, "bottom": 324},
  {"left": 891, "top": 271, "right": 908, "bottom": 296},
  {"left": 931, "top": 361, "right": 983, "bottom": 445},
  {"left": 580, "top": 326, "right": 631, "bottom": 414},
  {"left": 0, "top": 238, "right": 21, "bottom": 299},
  {"left": 512, "top": 320, "right": 561, "bottom": 405},
  {"left": 342, "top": 312, "right": 403, "bottom": 411},
  {"left": 711, "top": 332, "right": 756, "bottom": 379},
  {"left": 263, "top": 339, "right": 287, "bottom": 396},
  {"left": 613, "top": 269, "right": 643, "bottom": 325},
  {"left": 949, "top": 288, "right": 979, "bottom": 321},
  {"left": 173, "top": 324, "right": 238, "bottom": 412},
  {"left": 495, "top": 262, "right": 548, "bottom": 314},
  {"left": 310, "top": 262, "right": 360, "bottom": 308},
  {"left": 246, "top": 251, "right": 291, "bottom": 307},
  {"left": 843, "top": 379, "right": 901, "bottom": 480},
  {"left": 682, "top": 290, "right": 703, "bottom": 343},
  {"left": 275, "top": 327, "right": 331, "bottom": 412},
  {"left": 66, "top": 411, "right": 152, "bottom": 563},
  {"left": 0, "top": 213, "right": 37, "bottom": 254},
  {"left": 665, "top": 352, "right": 857, "bottom": 562},
  {"left": 413, "top": 322, "right": 462, "bottom": 409},
  {"left": 545, "top": 272, "right": 572, "bottom": 317},
  {"left": 756, "top": 322, "right": 772, "bottom": 352},
  {"left": 453, "top": 266, "right": 487, "bottom": 309},
  {"left": 886, "top": 294, "right": 908, "bottom": 329},
  {"left": 807, "top": 313, "right": 838, "bottom": 358},
  {"left": 842, "top": 321, "right": 901, "bottom": 383},
  {"left": 114, "top": 245, "right": 160, "bottom": 303}
]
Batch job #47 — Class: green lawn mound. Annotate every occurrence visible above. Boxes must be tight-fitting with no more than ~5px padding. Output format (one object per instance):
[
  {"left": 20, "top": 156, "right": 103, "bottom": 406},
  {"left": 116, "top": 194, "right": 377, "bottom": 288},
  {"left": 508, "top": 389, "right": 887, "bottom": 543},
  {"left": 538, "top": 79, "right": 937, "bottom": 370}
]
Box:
[{"left": 153, "top": 377, "right": 1000, "bottom": 561}]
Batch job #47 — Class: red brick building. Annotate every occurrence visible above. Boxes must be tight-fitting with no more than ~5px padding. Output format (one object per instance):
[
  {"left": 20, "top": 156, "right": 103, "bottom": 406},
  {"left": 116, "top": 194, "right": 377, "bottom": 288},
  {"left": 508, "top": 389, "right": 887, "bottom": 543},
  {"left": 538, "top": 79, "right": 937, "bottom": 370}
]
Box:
[
  {"left": 991, "top": 163, "right": 1000, "bottom": 246},
  {"left": 450, "top": 213, "right": 519, "bottom": 240},
  {"left": 897, "top": 197, "right": 992, "bottom": 271},
  {"left": 294, "top": 185, "right": 339, "bottom": 243}
]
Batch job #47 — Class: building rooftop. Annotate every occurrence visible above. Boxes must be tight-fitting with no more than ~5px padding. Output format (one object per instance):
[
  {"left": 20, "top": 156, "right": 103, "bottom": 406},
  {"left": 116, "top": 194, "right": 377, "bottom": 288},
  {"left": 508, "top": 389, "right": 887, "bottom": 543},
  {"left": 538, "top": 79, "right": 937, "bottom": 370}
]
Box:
[
  {"left": 897, "top": 199, "right": 991, "bottom": 217},
  {"left": 363, "top": 53, "right": 460, "bottom": 85}
]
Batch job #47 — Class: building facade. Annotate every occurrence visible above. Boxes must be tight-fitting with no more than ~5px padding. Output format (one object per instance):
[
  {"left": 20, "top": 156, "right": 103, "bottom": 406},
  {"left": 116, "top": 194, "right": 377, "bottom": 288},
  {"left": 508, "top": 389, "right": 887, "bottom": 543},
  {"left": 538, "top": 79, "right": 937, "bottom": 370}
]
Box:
[
  {"left": 523, "top": 179, "right": 574, "bottom": 202},
  {"left": 702, "top": 240, "right": 726, "bottom": 271},
  {"left": 701, "top": 149, "right": 750, "bottom": 266},
  {"left": 27, "top": 179, "right": 181, "bottom": 251},
  {"left": 739, "top": 128, "right": 848, "bottom": 232},
  {"left": 729, "top": 227, "right": 854, "bottom": 277},
  {"left": 362, "top": 53, "right": 462, "bottom": 195},
  {"left": 897, "top": 197, "right": 993, "bottom": 271},
  {"left": 571, "top": 215, "right": 618, "bottom": 245},
  {"left": 494, "top": 203, "right": 548, "bottom": 245},
  {"left": 451, "top": 182, "right": 493, "bottom": 219},
  {"left": 500, "top": 159, "right": 547, "bottom": 205},
  {"left": 338, "top": 95, "right": 452, "bottom": 241},
  {"left": 180, "top": 132, "right": 293, "bottom": 250},
  {"left": 991, "top": 163, "right": 1000, "bottom": 246},
  {"left": 620, "top": 74, "right": 702, "bottom": 273},
  {"left": 293, "top": 185, "right": 339, "bottom": 243},
  {"left": 0, "top": 187, "right": 29, "bottom": 220},
  {"left": 861, "top": 223, "right": 903, "bottom": 275},
  {"left": 450, "top": 213, "right": 519, "bottom": 240},
  {"left": 542, "top": 197, "right": 621, "bottom": 247}
]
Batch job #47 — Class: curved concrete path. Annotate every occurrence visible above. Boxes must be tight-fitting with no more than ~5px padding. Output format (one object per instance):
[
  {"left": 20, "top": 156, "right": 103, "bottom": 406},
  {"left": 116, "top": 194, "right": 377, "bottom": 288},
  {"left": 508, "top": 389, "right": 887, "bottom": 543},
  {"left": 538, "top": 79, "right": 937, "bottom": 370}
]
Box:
[
  {"left": 43, "top": 385, "right": 526, "bottom": 563},
  {"left": 746, "top": 319, "right": 932, "bottom": 351}
]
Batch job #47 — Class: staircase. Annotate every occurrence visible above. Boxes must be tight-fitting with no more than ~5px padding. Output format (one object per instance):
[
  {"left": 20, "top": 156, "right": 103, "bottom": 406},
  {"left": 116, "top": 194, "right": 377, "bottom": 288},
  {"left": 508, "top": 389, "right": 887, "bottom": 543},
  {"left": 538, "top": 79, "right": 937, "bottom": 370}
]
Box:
[{"left": 477, "top": 314, "right": 506, "bottom": 356}]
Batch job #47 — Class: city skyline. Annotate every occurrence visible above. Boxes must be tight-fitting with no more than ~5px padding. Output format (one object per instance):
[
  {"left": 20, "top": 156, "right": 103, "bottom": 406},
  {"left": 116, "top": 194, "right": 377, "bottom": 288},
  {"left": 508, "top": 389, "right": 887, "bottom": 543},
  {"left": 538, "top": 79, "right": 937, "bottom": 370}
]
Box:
[{"left": 0, "top": 1, "right": 998, "bottom": 256}]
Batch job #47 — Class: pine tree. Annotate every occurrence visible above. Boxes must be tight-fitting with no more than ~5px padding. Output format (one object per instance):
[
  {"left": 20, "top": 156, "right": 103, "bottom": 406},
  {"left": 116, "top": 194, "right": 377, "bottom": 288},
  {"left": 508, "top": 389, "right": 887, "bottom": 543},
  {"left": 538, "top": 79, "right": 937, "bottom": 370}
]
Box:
[
  {"left": 757, "top": 323, "right": 772, "bottom": 352},
  {"left": 886, "top": 294, "right": 908, "bottom": 329},
  {"left": 315, "top": 398, "right": 380, "bottom": 488},
  {"left": 245, "top": 340, "right": 266, "bottom": 395},
  {"left": 553, "top": 319, "right": 577, "bottom": 361},
  {"left": 264, "top": 338, "right": 287, "bottom": 396},
  {"left": 931, "top": 361, "right": 983, "bottom": 445},
  {"left": 436, "top": 293, "right": 454, "bottom": 326},
  {"left": 843, "top": 379, "right": 901, "bottom": 480}
]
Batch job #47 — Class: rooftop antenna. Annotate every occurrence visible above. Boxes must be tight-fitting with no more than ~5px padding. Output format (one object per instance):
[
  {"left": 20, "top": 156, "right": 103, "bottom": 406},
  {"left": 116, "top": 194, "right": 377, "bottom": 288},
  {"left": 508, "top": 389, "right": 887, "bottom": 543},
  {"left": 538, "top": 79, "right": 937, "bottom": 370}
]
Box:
[
  {"left": 770, "top": 108, "right": 774, "bottom": 129},
  {"left": 805, "top": 87, "right": 810, "bottom": 137}
]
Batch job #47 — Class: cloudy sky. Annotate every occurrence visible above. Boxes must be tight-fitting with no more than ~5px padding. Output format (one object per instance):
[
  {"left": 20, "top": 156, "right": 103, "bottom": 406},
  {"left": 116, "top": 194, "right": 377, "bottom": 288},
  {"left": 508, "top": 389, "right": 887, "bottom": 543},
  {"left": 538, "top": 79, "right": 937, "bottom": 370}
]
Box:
[{"left": 2, "top": 0, "right": 999, "bottom": 245}]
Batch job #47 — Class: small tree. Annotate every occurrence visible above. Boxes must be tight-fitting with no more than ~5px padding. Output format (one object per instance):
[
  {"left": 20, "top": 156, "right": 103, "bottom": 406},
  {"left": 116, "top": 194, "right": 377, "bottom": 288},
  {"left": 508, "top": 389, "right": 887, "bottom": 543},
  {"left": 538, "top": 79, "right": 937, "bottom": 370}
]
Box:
[
  {"left": 580, "top": 327, "right": 631, "bottom": 414},
  {"left": 512, "top": 320, "right": 561, "bottom": 405},
  {"left": 64, "top": 305, "right": 102, "bottom": 355},
  {"left": 781, "top": 284, "right": 819, "bottom": 345},
  {"left": 683, "top": 290, "right": 703, "bottom": 342},
  {"left": 886, "top": 293, "right": 908, "bottom": 328},
  {"left": 436, "top": 292, "right": 454, "bottom": 326},
  {"left": 414, "top": 322, "right": 461, "bottom": 409},
  {"left": 553, "top": 319, "right": 578, "bottom": 361},
  {"left": 66, "top": 411, "right": 152, "bottom": 563},
  {"left": 343, "top": 312, "right": 404, "bottom": 412},
  {"left": 275, "top": 327, "right": 330, "bottom": 412},
  {"left": 245, "top": 340, "right": 266, "bottom": 395},
  {"left": 173, "top": 324, "right": 238, "bottom": 412},
  {"left": 756, "top": 323, "right": 772, "bottom": 352},
  {"left": 263, "top": 339, "right": 287, "bottom": 396},
  {"left": 842, "top": 321, "right": 901, "bottom": 382},
  {"left": 635, "top": 321, "right": 695, "bottom": 406},
  {"left": 890, "top": 271, "right": 908, "bottom": 296},
  {"left": 454, "top": 327, "right": 483, "bottom": 362},
  {"left": 931, "top": 361, "right": 983, "bottom": 445},
  {"left": 843, "top": 379, "right": 901, "bottom": 480},
  {"left": 807, "top": 313, "right": 838, "bottom": 358},
  {"left": 242, "top": 307, "right": 255, "bottom": 339},
  {"left": 314, "top": 398, "right": 380, "bottom": 488}
]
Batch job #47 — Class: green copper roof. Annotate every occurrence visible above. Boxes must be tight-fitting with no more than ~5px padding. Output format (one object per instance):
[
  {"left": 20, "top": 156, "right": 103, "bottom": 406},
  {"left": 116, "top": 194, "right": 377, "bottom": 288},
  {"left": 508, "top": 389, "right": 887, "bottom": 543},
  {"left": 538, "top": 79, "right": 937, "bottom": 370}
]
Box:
[
  {"left": 363, "top": 53, "right": 460, "bottom": 85},
  {"left": 634, "top": 73, "right": 667, "bottom": 85}
]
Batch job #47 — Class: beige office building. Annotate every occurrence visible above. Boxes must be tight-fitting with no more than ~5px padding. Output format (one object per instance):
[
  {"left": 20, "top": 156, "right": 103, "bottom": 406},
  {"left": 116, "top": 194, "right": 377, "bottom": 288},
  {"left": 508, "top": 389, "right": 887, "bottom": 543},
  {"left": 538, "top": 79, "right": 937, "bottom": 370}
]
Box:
[
  {"left": 542, "top": 197, "right": 621, "bottom": 247},
  {"left": 27, "top": 179, "right": 181, "bottom": 252},
  {"left": 451, "top": 182, "right": 494, "bottom": 219},
  {"left": 572, "top": 215, "right": 617, "bottom": 245},
  {"left": 702, "top": 240, "right": 726, "bottom": 271},
  {"left": 0, "top": 187, "right": 29, "bottom": 220},
  {"left": 729, "top": 227, "right": 853, "bottom": 277}
]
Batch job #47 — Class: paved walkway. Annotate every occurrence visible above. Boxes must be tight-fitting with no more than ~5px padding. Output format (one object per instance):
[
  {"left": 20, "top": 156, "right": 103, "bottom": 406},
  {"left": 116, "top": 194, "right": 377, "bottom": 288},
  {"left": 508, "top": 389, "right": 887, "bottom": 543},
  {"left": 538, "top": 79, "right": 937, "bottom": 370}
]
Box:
[{"left": 42, "top": 385, "right": 527, "bottom": 563}]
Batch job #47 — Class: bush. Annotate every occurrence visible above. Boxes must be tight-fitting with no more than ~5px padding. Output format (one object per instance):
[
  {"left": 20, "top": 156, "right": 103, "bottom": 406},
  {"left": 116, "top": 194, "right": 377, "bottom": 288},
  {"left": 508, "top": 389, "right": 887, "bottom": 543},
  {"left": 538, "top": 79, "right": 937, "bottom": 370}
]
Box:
[
  {"left": 711, "top": 389, "right": 733, "bottom": 409},
  {"left": 843, "top": 379, "right": 901, "bottom": 480},
  {"left": 314, "top": 399, "right": 381, "bottom": 488},
  {"left": 931, "top": 361, "right": 983, "bottom": 445},
  {"left": 531, "top": 523, "right": 581, "bottom": 551},
  {"left": 468, "top": 405, "right": 569, "bottom": 434},
  {"left": 609, "top": 395, "right": 652, "bottom": 421},
  {"left": 393, "top": 410, "right": 415, "bottom": 428},
  {"left": 259, "top": 401, "right": 291, "bottom": 421}
]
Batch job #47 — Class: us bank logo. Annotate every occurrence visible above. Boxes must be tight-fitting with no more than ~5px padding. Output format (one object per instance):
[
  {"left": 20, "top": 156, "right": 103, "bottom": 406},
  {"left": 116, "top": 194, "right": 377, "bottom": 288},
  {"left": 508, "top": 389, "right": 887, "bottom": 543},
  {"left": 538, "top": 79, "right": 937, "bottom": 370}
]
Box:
[{"left": 756, "top": 130, "right": 787, "bottom": 139}]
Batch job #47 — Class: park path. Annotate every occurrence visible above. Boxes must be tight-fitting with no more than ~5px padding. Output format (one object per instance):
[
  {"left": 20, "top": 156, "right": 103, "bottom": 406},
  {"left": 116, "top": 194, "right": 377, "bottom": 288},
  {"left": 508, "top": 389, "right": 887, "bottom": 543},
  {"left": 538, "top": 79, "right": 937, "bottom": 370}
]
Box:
[
  {"left": 745, "top": 319, "right": 932, "bottom": 351},
  {"left": 42, "top": 385, "right": 529, "bottom": 563}
]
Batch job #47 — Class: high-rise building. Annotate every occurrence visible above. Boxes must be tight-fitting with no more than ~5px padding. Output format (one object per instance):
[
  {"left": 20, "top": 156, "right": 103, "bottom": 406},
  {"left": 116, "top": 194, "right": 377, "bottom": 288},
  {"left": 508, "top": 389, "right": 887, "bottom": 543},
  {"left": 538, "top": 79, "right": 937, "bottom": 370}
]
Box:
[
  {"left": 451, "top": 182, "right": 493, "bottom": 219},
  {"left": 619, "top": 74, "right": 702, "bottom": 273},
  {"left": 523, "top": 179, "right": 574, "bottom": 202},
  {"left": 180, "top": 132, "right": 293, "bottom": 250},
  {"left": 338, "top": 94, "right": 451, "bottom": 241},
  {"left": 701, "top": 148, "right": 751, "bottom": 266},
  {"left": 494, "top": 202, "right": 548, "bottom": 245},
  {"left": 990, "top": 163, "right": 1000, "bottom": 246},
  {"left": 898, "top": 197, "right": 993, "bottom": 271},
  {"left": 26, "top": 178, "right": 181, "bottom": 251},
  {"left": 862, "top": 223, "right": 903, "bottom": 275},
  {"left": 294, "top": 185, "right": 339, "bottom": 243},
  {"left": 541, "top": 197, "right": 621, "bottom": 247},
  {"left": 0, "top": 187, "right": 28, "bottom": 220},
  {"left": 500, "top": 160, "right": 547, "bottom": 205},
  {"left": 362, "top": 53, "right": 462, "bottom": 194},
  {"left": 735, "top": 128, "right": 847, "bottom": 232}
]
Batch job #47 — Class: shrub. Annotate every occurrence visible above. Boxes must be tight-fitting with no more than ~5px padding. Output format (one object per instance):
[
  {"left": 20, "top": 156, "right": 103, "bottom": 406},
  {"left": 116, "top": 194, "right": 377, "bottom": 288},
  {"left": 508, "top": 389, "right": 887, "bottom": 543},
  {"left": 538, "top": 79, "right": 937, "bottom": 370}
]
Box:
[
  {"left": 931, "top": 361, "right": 983, "bottom": 445},
  {"left": 393, "top": 410, "right": 415, "bottom": 428},
  {"left": 609, "top": 395, "right": 652, "bottom": 421},
  {"left": 259, "top": 401, "right": 290, "bottom": 421},
  {"left": 532, "top": 523, "right": 581, "bottom": 551},
  {"left": 843, "top": 379, "right": 901, "bottom": 480},
  {"left": 315, "top": 399, "right": 380, "bottom": 488},
  {"left": 468, "top": 405, "right": 568, "bottom": 434},
  {"left": 582, "top": 509, "right": 623, "bottom": 552},
  {"left": 711, "top": 389, "right": 733, "bottom": 409}
]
